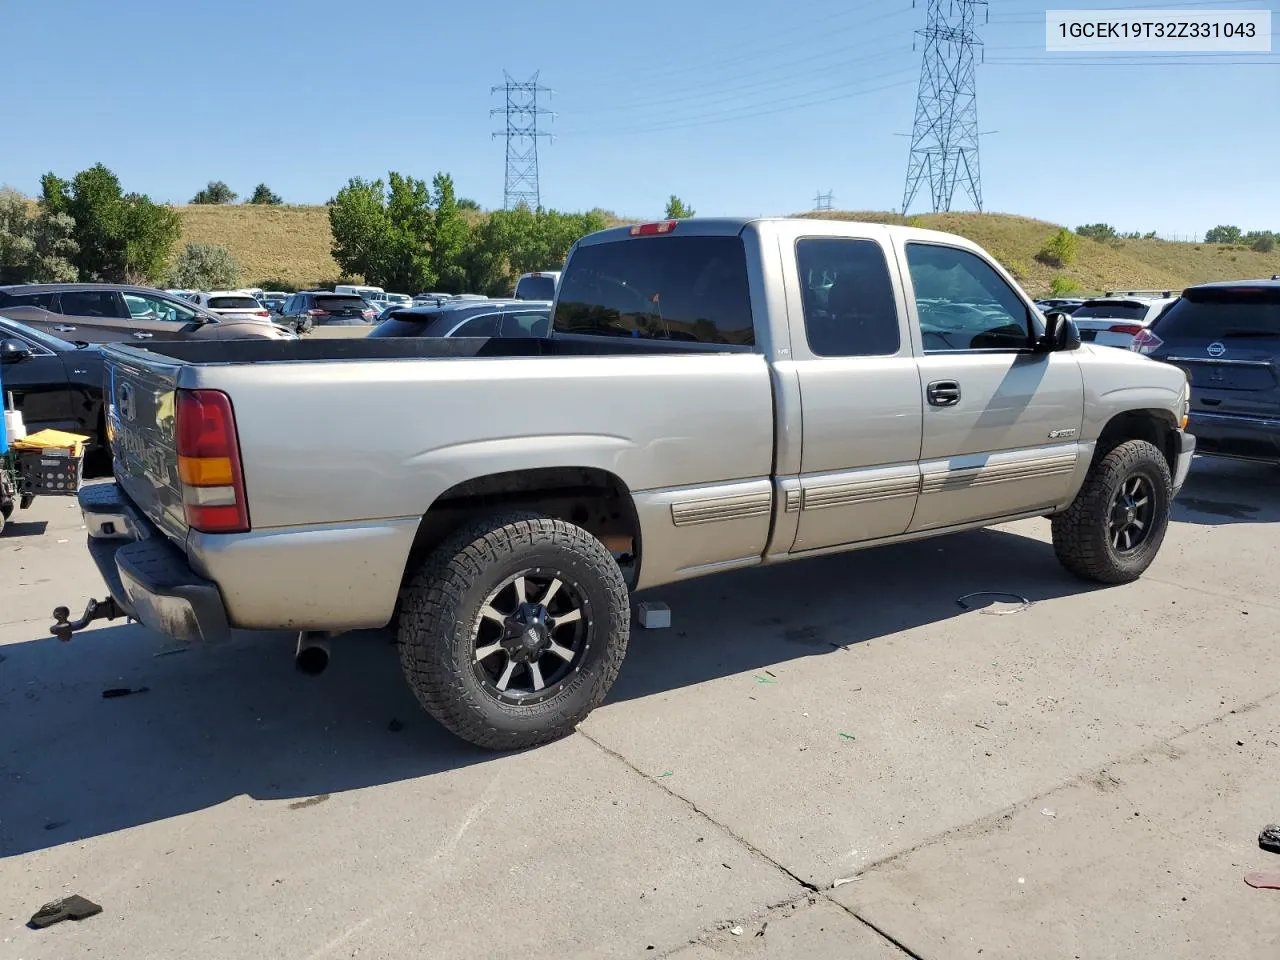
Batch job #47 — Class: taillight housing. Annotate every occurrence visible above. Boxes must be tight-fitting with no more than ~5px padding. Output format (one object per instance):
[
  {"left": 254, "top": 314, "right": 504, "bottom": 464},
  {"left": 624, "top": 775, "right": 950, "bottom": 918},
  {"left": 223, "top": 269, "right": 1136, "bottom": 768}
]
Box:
[
  {"left": 307, "top": 308, "right": 329, "bottom": 317},
  {"left": 176, "top": 389, "right": 249, "bottom": 533},
  {"left": 255, "top": 309, "right": 270, "bottom": 318},
  {"left": 1107, "top": 323, "right": 1143, "bottom": 335},
  {"left": 629, "top": 220, "right": 678, "bottom": 236},
  {"left": 1131, "top": 328, "right": 1163, "bottom": 355}
]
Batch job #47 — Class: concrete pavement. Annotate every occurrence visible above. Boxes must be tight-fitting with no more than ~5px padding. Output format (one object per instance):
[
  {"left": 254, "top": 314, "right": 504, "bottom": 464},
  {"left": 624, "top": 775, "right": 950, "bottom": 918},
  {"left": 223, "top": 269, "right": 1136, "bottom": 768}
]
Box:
[{"left": 1, "top": 456, "right": 1277, "bottom": 959}]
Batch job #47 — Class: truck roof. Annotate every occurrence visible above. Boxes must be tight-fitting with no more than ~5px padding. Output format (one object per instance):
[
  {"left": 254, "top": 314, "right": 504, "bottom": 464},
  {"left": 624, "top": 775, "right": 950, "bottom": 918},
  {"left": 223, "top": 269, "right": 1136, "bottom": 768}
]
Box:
[{"left": 575, "top": 217, "right": 989, "bottom": 254}]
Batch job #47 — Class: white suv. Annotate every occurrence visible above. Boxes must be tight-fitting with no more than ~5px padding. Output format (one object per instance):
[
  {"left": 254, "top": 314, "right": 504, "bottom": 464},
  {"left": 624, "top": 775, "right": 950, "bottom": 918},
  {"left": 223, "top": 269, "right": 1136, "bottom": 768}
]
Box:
[{"left": 1068, "top": 291, "right": 1178, "bottom": 348}]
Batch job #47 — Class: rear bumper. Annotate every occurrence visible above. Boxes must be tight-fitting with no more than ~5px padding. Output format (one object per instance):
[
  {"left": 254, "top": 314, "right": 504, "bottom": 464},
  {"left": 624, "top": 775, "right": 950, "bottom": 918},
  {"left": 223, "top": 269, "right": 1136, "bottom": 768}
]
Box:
[
  {"left": 80, "top": 483, "right": 231, "bottom": 643},
  {"left": 1187, "top": 411, "right": 1280, "bottom": 463},
  {"left": 1172, "top": 430, "right": 1196, "bottom": 495}
]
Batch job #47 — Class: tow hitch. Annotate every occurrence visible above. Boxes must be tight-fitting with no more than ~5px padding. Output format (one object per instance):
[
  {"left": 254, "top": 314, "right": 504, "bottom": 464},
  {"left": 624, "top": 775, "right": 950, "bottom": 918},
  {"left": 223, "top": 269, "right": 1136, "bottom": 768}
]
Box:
[{"left": 50, "top": 597, "right": 128, "bottom": 641}]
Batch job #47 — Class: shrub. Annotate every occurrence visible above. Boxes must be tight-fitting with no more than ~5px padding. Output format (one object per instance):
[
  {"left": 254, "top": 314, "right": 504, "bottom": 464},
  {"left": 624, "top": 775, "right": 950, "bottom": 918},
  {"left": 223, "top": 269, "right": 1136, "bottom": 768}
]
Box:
[
  {"left": 169, "top": 242, "right": 241, "bottom": 289},
  {"left": 191, "top": 181, "right": 237, "bottom": 204},
  {"left": 1035, "top": 228, "right": 1077, "bottom": 267},
  {"left": 1075, "top": 223, "right": 1117, "bottom": 242},
  {"left": 1049, "top": 274, "right": 1081, "bottom": 296}
]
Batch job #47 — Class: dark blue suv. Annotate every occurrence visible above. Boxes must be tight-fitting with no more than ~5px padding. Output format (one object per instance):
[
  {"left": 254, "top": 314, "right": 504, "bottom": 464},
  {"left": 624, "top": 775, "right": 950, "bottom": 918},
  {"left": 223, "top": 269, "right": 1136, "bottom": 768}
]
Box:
[{"left": 1133, "top": 279, "right": 1280, "bottom": 463}]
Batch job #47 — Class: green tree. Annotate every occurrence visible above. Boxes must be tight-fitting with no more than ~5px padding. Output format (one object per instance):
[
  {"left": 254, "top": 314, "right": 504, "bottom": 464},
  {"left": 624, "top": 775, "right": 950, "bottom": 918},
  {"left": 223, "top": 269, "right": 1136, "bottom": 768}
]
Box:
[
  {"left": 40, "top": 164, "right": 179, "bottom": 283},
  {"left": 0, "top": 188, "right": 36, "bottom": 282},
  {"left": 428, "top": 173, "right": 470, "bottom": 293},
  {"left": 1075, "top": 223, "right": 1117, "bottom": 242},
  {"left": 249, "top": 183, "right": 283, "bottom": 205},
  {"left": 0, "top": 187, "right": 79, "bottom": 283},
  {"left": 1035, "top": 228, "right": 1078, "bottom": 268},
  {"left": 1243, "top": 230, "right": 1276, "bottom": 253},
  {"left": 664, "top": 195, "right": 695, "bottom": 219},
  {"left": 462, "top": 206, "right": 607, "bottom": 295},
  {"left": 191, "top": 181, "right": 238, "bottom": 204},
  {"left": 169, "top": 242, "right": 242, "bottom": 289},
  {"left": 456, "top": 197, "right": 481, "bottom": 211},
  {"left": 328, "top": 172, "right": 434, "bottom": 291},
  {"left": 1204, "top": 225, "right": 1242, "bottom": 244}
]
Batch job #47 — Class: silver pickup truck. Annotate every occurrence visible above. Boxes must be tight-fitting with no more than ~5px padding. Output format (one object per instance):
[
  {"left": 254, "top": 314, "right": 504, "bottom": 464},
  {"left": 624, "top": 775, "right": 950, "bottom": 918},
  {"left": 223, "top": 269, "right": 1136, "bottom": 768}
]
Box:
[{"left": 63, "top": 218, "right": 1194, "bottom": 750}]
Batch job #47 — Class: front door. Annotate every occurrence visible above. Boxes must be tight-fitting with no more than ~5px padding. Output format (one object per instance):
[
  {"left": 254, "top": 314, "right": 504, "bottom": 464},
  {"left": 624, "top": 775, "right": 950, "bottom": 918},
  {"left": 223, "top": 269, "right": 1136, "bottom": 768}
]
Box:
[
  {"left": 120, "top": 291, "right": 202, "bottom": 340},
  {"left": 898, "top": 241, "right": 1085, "bottom": 532},
  {"left": 786, "top": 233, "right": 924, "bottom": 552}
]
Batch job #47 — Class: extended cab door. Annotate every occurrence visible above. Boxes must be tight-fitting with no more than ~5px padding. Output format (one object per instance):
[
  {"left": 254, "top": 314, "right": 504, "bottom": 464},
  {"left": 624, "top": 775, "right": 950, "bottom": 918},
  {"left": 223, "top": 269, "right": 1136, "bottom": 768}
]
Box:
[
  {"left": 896, "top": 240, "right": 1084, "bottom": 532},
  {"left": 780, "top": 227, "right": 924, "bottom": 552}
]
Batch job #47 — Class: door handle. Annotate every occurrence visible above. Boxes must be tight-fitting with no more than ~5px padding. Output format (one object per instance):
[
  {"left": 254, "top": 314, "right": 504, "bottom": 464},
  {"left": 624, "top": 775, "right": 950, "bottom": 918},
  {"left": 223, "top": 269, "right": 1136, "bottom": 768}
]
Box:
[
  {"left": 54, "top": 324, "right": 77, "bottom": 332},
  {"left": 132, "top": 332, "right": 153, "bottom": 339},
  {"left": 927, "top": 380, "right": 962, "bottom": 406}
]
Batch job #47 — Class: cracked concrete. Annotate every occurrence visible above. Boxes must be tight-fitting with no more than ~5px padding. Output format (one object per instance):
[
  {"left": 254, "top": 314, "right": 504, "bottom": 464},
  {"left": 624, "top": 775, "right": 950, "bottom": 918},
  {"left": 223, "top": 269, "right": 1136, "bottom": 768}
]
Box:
[{"left": 1, "top": 457, "right": 1277, "bottom": 959}]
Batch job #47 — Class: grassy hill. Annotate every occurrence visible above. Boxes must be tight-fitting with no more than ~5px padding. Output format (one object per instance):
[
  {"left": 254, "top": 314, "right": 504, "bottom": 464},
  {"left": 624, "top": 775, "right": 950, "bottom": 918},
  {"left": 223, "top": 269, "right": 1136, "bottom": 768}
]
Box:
[
  {"left": 807, "top": 211, "right": 1280, "bottom": 297},
  {"left": 174, "top": 204, "right": 1280, "bottom": 295}
]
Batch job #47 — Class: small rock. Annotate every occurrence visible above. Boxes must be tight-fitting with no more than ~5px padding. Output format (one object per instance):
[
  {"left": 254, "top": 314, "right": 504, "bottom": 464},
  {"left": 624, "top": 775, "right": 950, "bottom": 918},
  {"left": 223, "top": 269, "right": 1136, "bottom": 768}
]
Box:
[{"left": 729, "top": 926, "right": 744, "bottom": 937}]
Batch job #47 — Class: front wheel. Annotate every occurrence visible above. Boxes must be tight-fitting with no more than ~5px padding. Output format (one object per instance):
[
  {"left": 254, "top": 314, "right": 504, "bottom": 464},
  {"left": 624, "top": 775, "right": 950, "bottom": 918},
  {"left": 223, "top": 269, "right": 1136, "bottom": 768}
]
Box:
[
  {"left": 398, "top": 512, "right": 630, "bottom": 750},
  {"left": 1052, "top": 439, "right": 1172, "bottom": 584}
]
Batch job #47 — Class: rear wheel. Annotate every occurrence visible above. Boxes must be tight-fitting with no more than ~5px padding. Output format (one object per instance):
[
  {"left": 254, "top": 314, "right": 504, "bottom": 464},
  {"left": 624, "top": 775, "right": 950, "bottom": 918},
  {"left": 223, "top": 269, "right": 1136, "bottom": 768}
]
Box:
[
  {"left": 398, "top": 512, "right": 630, "bottom": 750},
  {"left": 1052, "top": 439, "right": 1172, "bottom": 583}
]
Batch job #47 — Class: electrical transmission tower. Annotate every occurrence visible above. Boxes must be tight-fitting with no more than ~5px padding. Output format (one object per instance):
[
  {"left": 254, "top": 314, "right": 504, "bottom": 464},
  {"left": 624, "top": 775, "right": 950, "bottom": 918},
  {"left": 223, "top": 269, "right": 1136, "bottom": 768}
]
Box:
[
  {"left": 491, "top": 71, "right": 554, "bottom": 210},
  {"left": 814, "top": 190, "right": 834, "bottom": 212},
  {"left": 901, "top": 0, "right": 987, "bottom": 214}
]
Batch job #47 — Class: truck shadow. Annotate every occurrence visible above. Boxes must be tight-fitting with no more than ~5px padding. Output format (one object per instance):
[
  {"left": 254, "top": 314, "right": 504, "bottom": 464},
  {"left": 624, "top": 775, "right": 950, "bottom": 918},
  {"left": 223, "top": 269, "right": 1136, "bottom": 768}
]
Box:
[
  {"left": 1171, "top": 456, "right": 1279, "bottom": 526},
  {"left": 1, "top": 524, "right": 1103, "bottom": 858}
]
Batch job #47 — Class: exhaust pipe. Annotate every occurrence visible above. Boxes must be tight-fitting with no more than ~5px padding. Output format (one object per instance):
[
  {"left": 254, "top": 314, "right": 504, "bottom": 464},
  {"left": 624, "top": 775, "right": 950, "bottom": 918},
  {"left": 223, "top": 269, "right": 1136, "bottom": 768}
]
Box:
[{"left": 295, "top": 631, "right": 330, "bottom": 675}]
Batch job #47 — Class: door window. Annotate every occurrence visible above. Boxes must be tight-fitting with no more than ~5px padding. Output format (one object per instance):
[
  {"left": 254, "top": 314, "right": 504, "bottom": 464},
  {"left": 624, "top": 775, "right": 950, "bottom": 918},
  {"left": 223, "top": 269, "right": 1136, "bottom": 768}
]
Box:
[
  {"left": 57, "top": 290, "right": 126, "bottom": 318},
  {"left": 905, "top": 244, "right": 1031, "bottom": 352},
  {"left": 451, "top": 312, "right": 501, "bottom": 337},
  {"left": 122, "top": 292, "right": 199, "bottom": 324},
  {"left": 0, "top": 291, "right": 57, "bottom": 310},
  {"left": 796, "top": 238, "right": 901, "bottom": 357},
  {"left": 501, "top": 309, "right": 551, "bottom": 337}
]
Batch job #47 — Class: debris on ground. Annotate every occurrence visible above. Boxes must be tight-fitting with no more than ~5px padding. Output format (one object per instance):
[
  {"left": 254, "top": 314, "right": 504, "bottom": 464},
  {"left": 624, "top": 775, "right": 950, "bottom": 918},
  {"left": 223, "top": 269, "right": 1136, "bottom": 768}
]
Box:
[
  {"left": 28, "top": 894, "right": 102, "bottom": 929},
  {"left": 838, "top": 732, "right": 856, "bottom": 742},
  {"left": 755, "top": 922, "right": 768, "bottom": 937},
  {"left": 1244, "top": 872, "right": 1280, "bottom": 890},
  {"left": 1259, "top": 825, "right": 1280, "bottom": 854},
  {"left": 729, "top": 925, "right": 744, "bottom": 936},
  {"left": 636, "top": 601, "right": 671, "bottom": 629},
  {"left": 101, "top": 686, "right": 149, "bottom": 699},
  {"left": 655, "top": 770, "right": 673, "bottom": 779},
  {"left": 387, "top": 718, "right": 405, "bottom": 732},
  {"left": 151, "top": 646, "right": 188, "bottom": 658},
  {"left": 753, "top": 674, "right": 777, "bottom": 684},
  {"left": 832, "top": 876, "right": 861, "bottom": 888},
  {"left": 43, "top": 820, "right": 68, "bottom": 831},
  {"left": 956, "top": 592, "right": 1032, "bottom": 615},
  {"left": 1041, "top": 808, "right": 1057, "bottom": 818},
  {"left": 288, "top": 794, "right": 330, "bottom": 810}
]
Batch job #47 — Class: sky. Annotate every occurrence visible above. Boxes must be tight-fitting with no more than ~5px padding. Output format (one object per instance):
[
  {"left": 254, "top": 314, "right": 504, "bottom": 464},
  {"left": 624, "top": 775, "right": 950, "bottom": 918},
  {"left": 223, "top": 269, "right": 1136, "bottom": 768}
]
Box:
[{"left": 4, "top": 0, "right": 1278, "bottom": 237}]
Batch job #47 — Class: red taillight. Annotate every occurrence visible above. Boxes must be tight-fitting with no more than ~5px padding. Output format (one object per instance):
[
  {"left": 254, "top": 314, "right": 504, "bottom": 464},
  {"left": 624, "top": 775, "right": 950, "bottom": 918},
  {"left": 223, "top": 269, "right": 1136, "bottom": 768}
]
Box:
[
  {"left": 176, "top": 389, "right": 249, "bottom": 533},
  {"left": 307, "top": 308, "right": 329, "bottom": 317},
  {"left": 1131, "top": 329, "right": 1163, "bottom": 355},
  {"left": 255, "top": 309, "right": 270, "bottom": 317},
  {"left": 629, "top": 220, "right": 678, "bottom": 236},
  {"left": 1107, "top": 323, "right": 1143, "bottom": 335}
]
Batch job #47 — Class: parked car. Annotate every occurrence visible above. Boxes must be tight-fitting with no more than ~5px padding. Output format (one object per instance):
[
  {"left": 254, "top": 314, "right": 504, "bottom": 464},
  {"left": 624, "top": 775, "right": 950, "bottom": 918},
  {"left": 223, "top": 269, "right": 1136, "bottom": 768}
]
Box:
[
  {"left": 262, "top": 297, "right": 289, "bottom": 316},
  {"left": 382, "top": 293, "right": 413, "bottom": 309},
  {"left": 514, "top": 271, "right": 560, "bottom": 300},
  {"left": 413, "top": 292, "right": 453, "bottom": 303},
  {"left": 369, "top": 300, "right": 552, "bottom": 339},
  {"left": 1070, "top": 295, "right": 1178, "bottom": 348},
  {"left": 335, "top": 284, "right": 384, "bottom": 300},
  {"left": 193, "top": 291, "right": 274, "bottom": 323},
  {"left": 0, "top": 316, "right": 106, "bottom": 451},
  {"left": 68, "top": 218, "right": 1193, "bottom": 752},
  {"left": 165, "top": 288, "right": 199, "bottom": 302},
  {"left": 1035, "top": 298, "right": 1084, "bottom": 315},
  {"left": 0, "top": 283, "right": 292, "bottom": 343},
  {"left": 276, "top": 291, "right": 376, "bottom": 332},
  {"left": 1133, "top": 279, "right": 1279, "bottom": 463}
]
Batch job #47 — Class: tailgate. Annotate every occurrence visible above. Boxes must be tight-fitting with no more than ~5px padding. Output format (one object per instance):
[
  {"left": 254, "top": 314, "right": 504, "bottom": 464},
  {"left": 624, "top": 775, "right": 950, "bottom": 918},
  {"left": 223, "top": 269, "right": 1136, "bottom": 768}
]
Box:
[{"left": 104, "top": 345, "right": 189, "bottom": 543}]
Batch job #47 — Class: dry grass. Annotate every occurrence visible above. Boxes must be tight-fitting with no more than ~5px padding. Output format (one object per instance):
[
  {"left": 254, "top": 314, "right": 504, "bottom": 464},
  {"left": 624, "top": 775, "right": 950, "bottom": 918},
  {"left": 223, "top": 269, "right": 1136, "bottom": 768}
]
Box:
[
  {"left": 176, "top": 205, "right": 340, "bottom": 287},
  {"left": 170, "top": 204, "right": 1280, "bottom": 295},
  {"left": 804, "top": 210, "right": 1280, "bottom": 297}
]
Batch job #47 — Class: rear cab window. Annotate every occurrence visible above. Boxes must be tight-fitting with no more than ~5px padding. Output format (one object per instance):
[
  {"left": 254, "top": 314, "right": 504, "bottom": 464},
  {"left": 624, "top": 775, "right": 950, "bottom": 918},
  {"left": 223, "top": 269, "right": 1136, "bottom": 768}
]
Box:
[
  {"left": 555, "top": 235, "right": 754, "bottom": 346},
  {"left": 515, "top": 275, "right": 556, "bottom": 300}
]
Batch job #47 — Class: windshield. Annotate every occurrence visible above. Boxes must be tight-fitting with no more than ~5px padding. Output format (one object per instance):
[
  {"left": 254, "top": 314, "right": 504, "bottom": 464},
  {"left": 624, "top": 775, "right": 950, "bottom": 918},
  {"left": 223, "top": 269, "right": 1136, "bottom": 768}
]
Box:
[
  {"left": 208, "top": 296, "right": 261, "bottom": 310},
  {"left": 1154, "top": 289, "right": 1280, "bottom": 339},
  {"left": 555, "top": 236, "right": 754, "bottom": 345},
  {"left": 1072, "top": 301, "right": 1150, "bottom": 321},
  {"left": 315, "top": 295, "right": 370, "bottom": 311}
]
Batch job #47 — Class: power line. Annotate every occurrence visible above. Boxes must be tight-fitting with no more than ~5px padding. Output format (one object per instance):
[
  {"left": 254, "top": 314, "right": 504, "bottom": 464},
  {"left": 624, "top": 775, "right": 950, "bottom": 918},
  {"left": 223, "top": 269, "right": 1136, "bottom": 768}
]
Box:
[
  {"left": 491, "top": 71, "right": 554, "bottom": 210},
  {"left": 903, "top": 0, "right": 988, "bottom": 214}
]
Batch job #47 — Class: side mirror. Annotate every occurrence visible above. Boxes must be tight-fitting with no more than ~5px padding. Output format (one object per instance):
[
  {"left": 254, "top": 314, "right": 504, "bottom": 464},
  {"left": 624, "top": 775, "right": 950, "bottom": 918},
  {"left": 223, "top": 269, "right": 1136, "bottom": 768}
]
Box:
[
  {"left": 0, "top": 338, "right": 33, "bottom": 363},
  {"left": 1039, "top": 311, "right": 1081, "bottom": 352}
]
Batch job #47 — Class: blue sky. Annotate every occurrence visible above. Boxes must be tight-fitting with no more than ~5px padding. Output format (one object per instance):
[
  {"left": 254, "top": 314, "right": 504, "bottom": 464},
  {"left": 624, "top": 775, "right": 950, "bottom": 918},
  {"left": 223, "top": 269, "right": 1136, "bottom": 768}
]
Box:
[{"left": 4, "top": 0, "right": 1277, "bottom": 236}]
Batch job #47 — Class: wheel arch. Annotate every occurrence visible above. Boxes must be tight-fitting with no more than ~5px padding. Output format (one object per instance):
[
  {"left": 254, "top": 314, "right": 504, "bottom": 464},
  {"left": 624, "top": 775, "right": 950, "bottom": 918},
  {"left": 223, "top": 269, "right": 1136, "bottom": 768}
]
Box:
[
  {"left": 400, "top": 466, "right": 643, "bottom": 596},
  {"left": 1094, "top": 408, "right": 1180, "bottom": 476}
]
